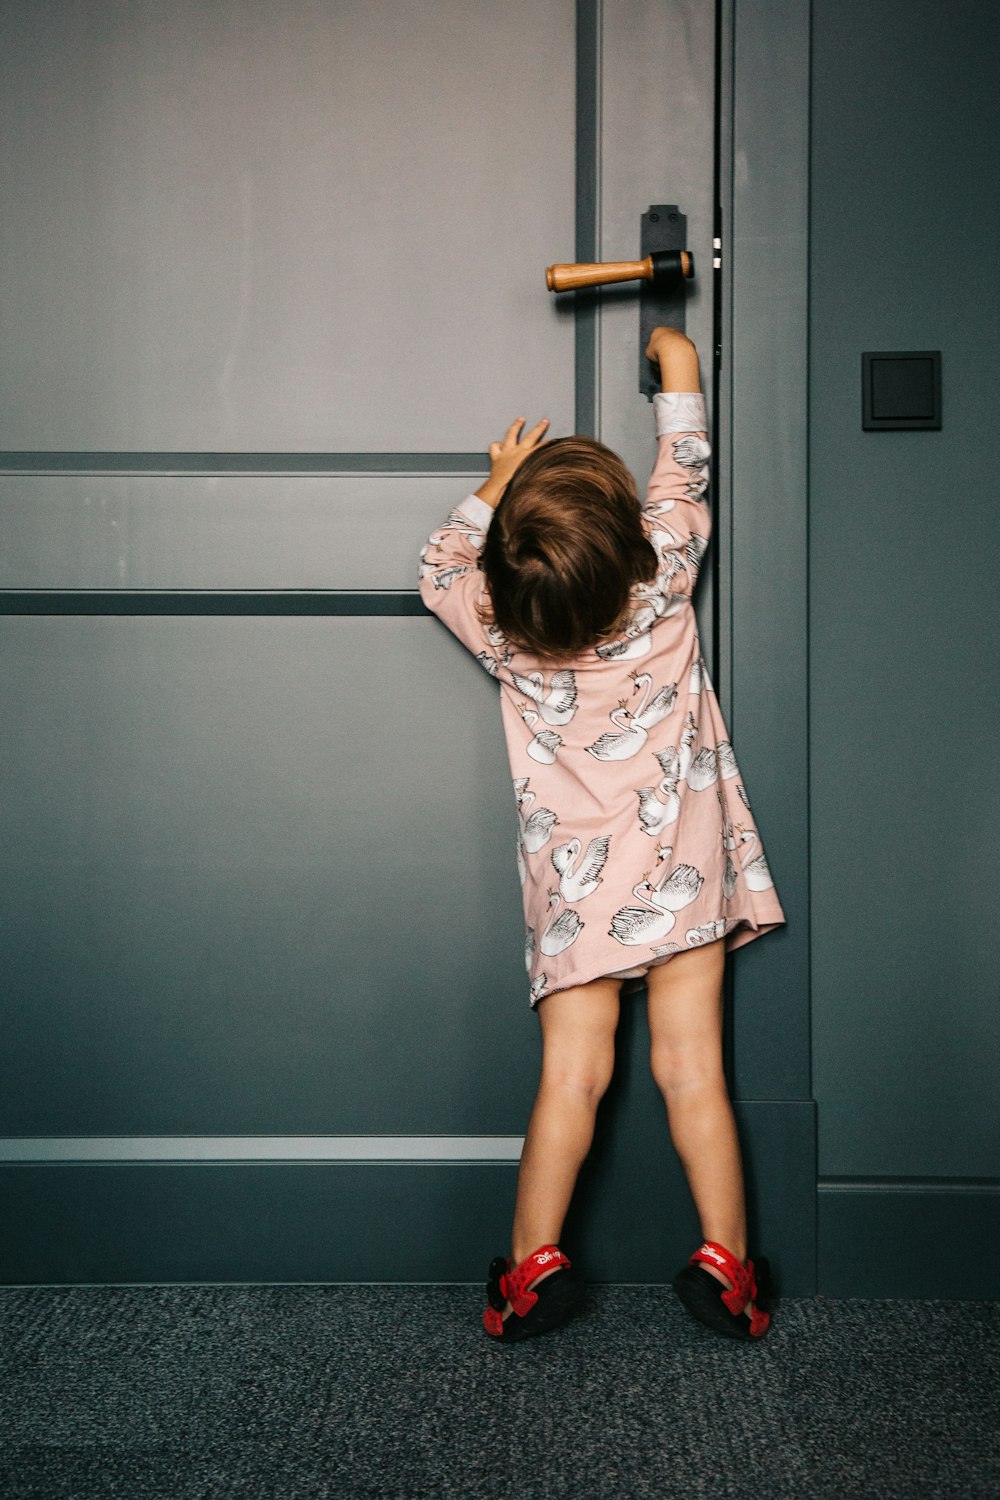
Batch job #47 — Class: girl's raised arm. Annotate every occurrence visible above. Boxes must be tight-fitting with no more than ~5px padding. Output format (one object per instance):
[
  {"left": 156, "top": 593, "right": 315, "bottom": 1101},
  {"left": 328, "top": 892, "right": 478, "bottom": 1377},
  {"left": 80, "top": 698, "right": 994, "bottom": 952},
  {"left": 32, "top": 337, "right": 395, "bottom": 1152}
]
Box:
[
  {"left": 646, "top": 326, "right": 702, "bottom": 396},
  {"left": 417, "top": 493, "right": 500, "bottom": 668},
  {"left": 641, "top": 329, "right": 712, "bottom": 600},
  {"left": 418, "top": 416, "right": 550, "bottom": 672}
]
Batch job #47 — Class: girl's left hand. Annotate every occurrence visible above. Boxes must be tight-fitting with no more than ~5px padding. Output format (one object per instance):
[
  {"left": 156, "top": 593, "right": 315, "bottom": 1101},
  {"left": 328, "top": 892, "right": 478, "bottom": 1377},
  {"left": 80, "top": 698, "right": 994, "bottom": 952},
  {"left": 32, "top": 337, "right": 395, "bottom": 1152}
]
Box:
[{"left": 475, "top": 416, "right": 550, "bottom": 507}]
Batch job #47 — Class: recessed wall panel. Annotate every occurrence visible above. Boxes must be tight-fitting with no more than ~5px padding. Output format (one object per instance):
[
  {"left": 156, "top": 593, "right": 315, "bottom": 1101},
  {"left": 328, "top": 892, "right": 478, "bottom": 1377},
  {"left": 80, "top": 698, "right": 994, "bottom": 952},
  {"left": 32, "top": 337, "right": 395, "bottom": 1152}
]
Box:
[
  {"left": 0, "top": 475, "right": 485, "bottom": 592},
  {"left": 0, "top": 0, "right": 575, "bottom": 452},
  {"left": 0, "top": 616, "right": 538, "bottom": 1135}
]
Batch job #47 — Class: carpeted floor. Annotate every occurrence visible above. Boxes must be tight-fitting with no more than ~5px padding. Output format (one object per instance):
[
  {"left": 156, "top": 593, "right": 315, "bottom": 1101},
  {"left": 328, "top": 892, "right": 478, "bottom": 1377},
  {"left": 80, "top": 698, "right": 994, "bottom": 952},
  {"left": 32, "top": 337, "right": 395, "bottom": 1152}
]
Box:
[{"left": 1, "top": 1284, "right": 997, "bottom": 1499}]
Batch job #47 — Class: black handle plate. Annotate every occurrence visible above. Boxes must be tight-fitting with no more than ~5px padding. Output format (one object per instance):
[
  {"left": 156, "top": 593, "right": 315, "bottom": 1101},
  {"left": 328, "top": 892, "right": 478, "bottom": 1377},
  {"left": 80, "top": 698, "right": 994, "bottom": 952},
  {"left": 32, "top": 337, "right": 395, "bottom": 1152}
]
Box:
[{"left": 639, "top": 205, "right": 690, "bottom": 400}]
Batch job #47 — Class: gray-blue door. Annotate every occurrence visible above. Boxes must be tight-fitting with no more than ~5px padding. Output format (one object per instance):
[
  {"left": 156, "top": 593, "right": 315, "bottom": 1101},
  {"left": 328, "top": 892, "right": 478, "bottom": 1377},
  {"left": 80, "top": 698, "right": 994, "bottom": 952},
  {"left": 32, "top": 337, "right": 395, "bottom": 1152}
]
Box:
[{"left": 0, "top": 0, "right": 811, "bottom": 1287}]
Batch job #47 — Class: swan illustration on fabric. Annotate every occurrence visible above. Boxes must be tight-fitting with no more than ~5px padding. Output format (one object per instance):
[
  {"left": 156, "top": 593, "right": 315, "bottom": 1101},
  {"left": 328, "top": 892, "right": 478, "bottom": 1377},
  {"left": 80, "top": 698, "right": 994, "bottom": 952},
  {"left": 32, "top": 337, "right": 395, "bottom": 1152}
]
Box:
[
  {"left": 674, "top": 713, "right": 700, "bottom": 781},
  {"left": 634, "top": 579, "right": 687, "bottom": 621},
  {"left": 722, "top": 852, "right": 739, "bottom": 901},
  {"left": 686, "top": 919, "right": 731, "bottom": 946},
  {"left": 513, "top": 777, "right": 559, "bottom": 853},
  {"left": 427, "top": 515, "right": 485, "bottom": 548},
  {"left": 595, "top": 595, "right": 679, "bottom": 661},
  {"left": 425, "top": 563, "right": 470, "bottom": 591},
  {"left": 540, "top": 890, "right": 584, "bottom": 956},
  {"left": 529, "top": 974, "right": 548, "bottom": 1005},
  {"left": 719, "top": 810, "right": 740, "bottom": 900},
  {"left": 672, "top": 432, "right": 712, "bottom": 472},
  {"left": 649, "top": 530, "right": 704, "bottom": 597},
  {"left": 609, "top": 844, "right": 704, "bottom": 947},
  {"left": 477, "top": 622, "right": 513, "bottom": 675},
  {"left": 715, "top": 740, "right": 739, "bottom": 779},
  {"left": 595, "top": 629, "right": 652, "bottom": 661},
  {"left": 736, "top": 824, "right": 775, "bottom": 890},
  {"left": 648, "top": 529, "right": 688, "bottom": 579},
  {"left": 686, "top": 532, "right": 709, "bottom": 570},
  {"left": 635, "top": 747, "right": 682, "bottom": 836},
  {"left": 636, "top": 718, "right": 700, "bottom": 823},
  {"left": 515, "top": 702, "right": 562, "bottom": 764},
  {"left": 510, "top": 668, "right": 578, "bottom": 726},
  {"left": 484, "top": 622, "right": 508, "bottom": 650},
  {"left": 643, "top": 491, "right": 678, "bottom": 518},
  {"left": 419, "top": 516, "right": 483, "bottom": 578},
  {"left": 687, "top": 745, "right": 719, "bottom": 791},
  {"left": 550, "top": 836, "right": 611, "bottom": 902},
  {"left": 643, "top": 431, "right": 710, "bottom": 516},
  {"left": 595, "top": 600, "right": 661, "bottom": 664},
  {"left": 586, "top": 672, "right": 678, "bottom": 762}
]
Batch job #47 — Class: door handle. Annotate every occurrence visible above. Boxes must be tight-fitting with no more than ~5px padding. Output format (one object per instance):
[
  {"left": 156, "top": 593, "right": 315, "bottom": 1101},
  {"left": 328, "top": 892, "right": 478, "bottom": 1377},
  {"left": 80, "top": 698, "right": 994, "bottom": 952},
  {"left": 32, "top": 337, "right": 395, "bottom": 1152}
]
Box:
[
  {"left": 545, "top": 249, "right": 693, "bottom": 293},
  {"left": 546, "top": 206, "right": 695, "bottom": 400}
]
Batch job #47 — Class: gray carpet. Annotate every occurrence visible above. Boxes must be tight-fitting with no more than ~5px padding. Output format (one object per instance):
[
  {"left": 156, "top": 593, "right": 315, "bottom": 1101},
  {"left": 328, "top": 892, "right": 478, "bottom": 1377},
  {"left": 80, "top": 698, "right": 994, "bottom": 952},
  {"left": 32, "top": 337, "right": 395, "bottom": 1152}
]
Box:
[{"left": 1, "top": 1285, "right": 997, "bottom": 1499}]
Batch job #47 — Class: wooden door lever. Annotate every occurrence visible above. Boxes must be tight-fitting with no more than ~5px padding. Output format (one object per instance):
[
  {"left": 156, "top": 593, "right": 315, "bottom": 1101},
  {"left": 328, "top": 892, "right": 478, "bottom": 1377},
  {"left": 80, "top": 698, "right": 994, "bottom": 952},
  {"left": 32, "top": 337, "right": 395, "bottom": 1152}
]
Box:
[{"left": 546, "top": 249, "right": 693, "bottom": 293}]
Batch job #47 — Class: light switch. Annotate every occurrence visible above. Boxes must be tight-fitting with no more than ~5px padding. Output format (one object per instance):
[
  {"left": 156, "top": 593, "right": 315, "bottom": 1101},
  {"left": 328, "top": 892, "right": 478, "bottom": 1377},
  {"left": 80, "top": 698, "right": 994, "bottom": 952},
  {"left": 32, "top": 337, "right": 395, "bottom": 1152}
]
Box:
[{"left": 862, "top": 351, "right": 941, "bottom": 430}]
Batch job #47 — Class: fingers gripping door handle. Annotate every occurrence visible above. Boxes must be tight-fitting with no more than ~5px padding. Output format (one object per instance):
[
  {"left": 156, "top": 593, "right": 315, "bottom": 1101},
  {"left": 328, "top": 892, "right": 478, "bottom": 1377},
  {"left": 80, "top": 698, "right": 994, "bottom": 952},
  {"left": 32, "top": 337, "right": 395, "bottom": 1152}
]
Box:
[{"left": 546, "top": 206, "right": 694, "bottom": 399}]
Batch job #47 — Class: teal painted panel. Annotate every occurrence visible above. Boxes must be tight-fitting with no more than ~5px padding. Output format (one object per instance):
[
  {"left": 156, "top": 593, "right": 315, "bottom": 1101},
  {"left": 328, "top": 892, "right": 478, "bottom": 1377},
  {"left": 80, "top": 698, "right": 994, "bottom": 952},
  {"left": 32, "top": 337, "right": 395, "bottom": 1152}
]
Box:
[
  {"left": 809, "top": 0, "right": 1000, "bottom": 1176},
  {"left": 819, "top": 1183, "right": 1000, "bottom": 1298},
  {"left": 0, "top": 1162, "right": 518, "bottom": 1286}
]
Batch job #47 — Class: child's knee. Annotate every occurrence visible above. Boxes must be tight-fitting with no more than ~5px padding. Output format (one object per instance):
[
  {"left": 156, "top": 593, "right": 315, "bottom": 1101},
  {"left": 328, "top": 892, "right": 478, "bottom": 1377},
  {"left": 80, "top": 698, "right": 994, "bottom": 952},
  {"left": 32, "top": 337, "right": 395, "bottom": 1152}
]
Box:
[
  {"left": 650, "top": 1041, "right": 725, "bottom": 1100},
  {"left": 541, "top": 1047, "right": 616, "bottom": 1106}
]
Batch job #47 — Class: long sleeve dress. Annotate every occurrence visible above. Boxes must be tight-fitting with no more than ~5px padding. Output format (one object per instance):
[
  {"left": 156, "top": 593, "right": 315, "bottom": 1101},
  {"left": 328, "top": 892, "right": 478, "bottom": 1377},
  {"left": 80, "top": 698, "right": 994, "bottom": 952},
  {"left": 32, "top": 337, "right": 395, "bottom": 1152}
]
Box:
[{"left": 418, "top": 391, "right": 787, "bottom": 1006}]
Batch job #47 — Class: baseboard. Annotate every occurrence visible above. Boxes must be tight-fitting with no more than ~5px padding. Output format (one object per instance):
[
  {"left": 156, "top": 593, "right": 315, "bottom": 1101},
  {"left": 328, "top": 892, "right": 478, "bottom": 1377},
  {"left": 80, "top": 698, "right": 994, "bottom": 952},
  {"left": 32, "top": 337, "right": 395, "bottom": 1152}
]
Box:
[
  {"left": 818, "top": 1178, "right": 1000, "bottom": 1297},
  {"left": 0, "top": 1162, "right": 520, "bottom": 1285},
  {"left": 0, "top": 1101, "right": 817, "bottom": 1289}
]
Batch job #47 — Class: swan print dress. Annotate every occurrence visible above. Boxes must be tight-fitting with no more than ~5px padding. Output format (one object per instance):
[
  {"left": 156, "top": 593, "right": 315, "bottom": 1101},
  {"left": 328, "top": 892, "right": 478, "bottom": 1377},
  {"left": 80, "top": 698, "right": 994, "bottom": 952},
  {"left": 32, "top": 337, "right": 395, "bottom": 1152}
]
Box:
[{"left": 418, "top": 391, "right": 786, "bottom": 1006}]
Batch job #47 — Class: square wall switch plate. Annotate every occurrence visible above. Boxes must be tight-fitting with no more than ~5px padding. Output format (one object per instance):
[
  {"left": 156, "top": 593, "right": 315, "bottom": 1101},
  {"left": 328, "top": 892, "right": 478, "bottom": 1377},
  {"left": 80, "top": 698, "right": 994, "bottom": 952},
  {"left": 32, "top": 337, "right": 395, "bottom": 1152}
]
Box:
[{"left": 862, "top": 350, "right": 941, "bottom": 430}]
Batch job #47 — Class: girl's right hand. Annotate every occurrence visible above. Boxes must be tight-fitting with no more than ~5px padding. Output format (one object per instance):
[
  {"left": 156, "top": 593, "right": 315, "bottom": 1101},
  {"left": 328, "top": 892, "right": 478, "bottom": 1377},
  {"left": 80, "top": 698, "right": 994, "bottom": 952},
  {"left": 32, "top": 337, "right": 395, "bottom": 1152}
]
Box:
[{"left": 475, "top": 416, "right": 550, "bottom": 508}]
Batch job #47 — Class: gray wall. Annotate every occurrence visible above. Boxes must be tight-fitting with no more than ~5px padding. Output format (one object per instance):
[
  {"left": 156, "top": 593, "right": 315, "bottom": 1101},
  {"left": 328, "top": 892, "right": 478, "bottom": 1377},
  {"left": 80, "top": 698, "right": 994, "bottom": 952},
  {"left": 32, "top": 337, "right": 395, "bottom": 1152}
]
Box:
[{"left": 809, "top": 0, "right": 1000, "bottom": 1290}]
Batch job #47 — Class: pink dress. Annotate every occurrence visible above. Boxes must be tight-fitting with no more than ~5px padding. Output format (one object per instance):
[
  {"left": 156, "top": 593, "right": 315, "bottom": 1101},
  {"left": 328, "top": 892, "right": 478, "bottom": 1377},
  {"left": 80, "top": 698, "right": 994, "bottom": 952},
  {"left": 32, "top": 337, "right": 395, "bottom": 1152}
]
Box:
[{"left": 419, "top": 391, "right": 787, "bottom": 1006}]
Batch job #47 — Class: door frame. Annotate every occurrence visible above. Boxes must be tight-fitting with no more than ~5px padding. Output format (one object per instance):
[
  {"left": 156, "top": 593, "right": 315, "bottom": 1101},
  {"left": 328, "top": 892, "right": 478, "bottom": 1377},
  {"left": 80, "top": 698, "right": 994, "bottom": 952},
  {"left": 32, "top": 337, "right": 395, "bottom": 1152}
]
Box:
[{"left": 719, "top": 0, "right": 815, "bottom": 1290}]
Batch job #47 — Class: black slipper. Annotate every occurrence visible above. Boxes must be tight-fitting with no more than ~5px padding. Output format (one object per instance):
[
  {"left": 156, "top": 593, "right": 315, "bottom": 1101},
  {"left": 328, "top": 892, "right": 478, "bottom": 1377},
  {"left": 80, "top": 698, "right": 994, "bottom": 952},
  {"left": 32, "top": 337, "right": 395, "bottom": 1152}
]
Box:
[
  {"left": 672, "top": 1240, "right": 773, "bottom": 1340},
  {"left": 483, "top": 1245, "right": 585, "bottom": 1342}
]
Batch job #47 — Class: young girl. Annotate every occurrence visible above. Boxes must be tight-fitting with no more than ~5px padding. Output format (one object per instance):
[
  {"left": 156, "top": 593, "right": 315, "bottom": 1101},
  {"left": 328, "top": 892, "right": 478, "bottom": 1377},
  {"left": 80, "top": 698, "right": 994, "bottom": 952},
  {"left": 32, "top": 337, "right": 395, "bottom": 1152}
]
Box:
[{"left": 418, "top": 327, "right": 786, "bottom": 1343}]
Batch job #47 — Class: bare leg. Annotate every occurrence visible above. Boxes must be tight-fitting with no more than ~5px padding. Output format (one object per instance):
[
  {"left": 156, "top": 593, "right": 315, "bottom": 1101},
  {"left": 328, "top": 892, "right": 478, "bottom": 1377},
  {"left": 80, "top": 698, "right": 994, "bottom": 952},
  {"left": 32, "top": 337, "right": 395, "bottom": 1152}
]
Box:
[
  {"left": 646, "top": 938, "right": 751, "bottom": 1308},
  {"left": 499, "top": 976, "right": 620, "bottom": 1316}
]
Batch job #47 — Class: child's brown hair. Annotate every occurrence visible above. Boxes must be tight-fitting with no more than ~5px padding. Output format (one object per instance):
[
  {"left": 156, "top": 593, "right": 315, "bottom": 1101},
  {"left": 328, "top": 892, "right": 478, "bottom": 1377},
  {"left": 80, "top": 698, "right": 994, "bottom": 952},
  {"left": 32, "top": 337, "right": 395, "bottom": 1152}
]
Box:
[{"left": 478, "top": 435, "right": 658, "bottom": 660}]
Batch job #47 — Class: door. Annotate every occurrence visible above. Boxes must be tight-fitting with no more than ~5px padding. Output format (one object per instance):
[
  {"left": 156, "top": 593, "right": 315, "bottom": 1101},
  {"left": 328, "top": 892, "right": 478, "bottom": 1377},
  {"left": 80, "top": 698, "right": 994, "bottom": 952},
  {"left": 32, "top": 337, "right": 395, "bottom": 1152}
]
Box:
[{"left": 0, "top": 0, "right": 806, "bottom": 1286}]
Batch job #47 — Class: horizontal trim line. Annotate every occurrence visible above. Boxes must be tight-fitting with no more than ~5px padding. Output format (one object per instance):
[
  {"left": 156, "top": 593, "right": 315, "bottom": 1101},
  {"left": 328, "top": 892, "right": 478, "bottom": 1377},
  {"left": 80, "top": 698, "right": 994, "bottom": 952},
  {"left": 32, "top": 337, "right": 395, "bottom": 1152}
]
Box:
[
  {"left": 0, "top": 1135, "right": 525, "bottom": 1164},
  {"left": 819, "top": 1176, "right": 1000, "bottom": 1194},
  {"left": 0, "top": 452, "right": 485, "bottom": 476},
  {"left": 0, "top": 591, "right": 428, "bottom": 617}
]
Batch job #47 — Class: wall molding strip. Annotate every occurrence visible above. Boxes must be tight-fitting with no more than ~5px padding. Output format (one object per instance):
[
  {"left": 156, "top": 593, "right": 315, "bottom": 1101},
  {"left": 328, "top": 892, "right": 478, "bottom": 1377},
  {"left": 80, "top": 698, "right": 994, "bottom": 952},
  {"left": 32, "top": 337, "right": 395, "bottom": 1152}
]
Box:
[
  {"left": 0, "top": 591, "right": 429, "bottom": 616},
  {"left": 0, "top": 1136, "right": 526, "bottom": 1164},
  {"left": 0, "top": 454, "right": 485, "bottom": 477},
  {"left": 819, "top": 1176, "right": 1000, "bottom": 1194}
]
